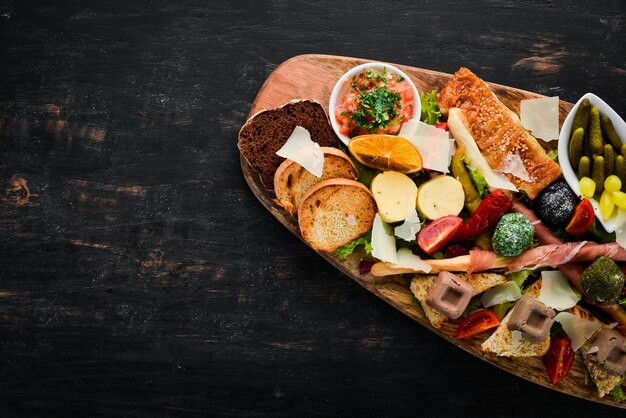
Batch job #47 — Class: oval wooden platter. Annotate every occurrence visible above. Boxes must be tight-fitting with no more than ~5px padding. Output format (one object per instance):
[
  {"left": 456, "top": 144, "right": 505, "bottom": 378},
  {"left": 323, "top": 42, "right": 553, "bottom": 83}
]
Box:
[{"left": 240, "top": 54, "right": 625, "bottom": 409}]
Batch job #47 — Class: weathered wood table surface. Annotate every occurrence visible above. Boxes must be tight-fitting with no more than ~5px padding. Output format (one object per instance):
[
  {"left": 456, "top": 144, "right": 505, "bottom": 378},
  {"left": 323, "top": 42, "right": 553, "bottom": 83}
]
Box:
[{"left": 1, "top": 1, "right": 626, "bottom": 416}]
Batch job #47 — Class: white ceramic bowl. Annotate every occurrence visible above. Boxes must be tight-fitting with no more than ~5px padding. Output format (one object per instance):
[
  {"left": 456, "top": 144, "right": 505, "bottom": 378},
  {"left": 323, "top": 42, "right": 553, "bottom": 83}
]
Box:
[
  {"left": 558, "top": 93, "right": 626, "bottom": 232},
  {"left": 328, "top": 62, "right": 421, "bottom": 146}
]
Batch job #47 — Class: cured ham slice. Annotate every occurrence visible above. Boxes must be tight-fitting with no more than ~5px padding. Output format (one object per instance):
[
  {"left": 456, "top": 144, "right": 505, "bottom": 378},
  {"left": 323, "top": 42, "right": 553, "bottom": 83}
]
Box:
[
  {"left": 509, "top": 242, "right": 626, "bottom": 272},
  {"left": 512, "top": 201, "right": 626, "bottom": 334},
  {"left": 468, "top": 249, "right": 497, "bottom": 273}
]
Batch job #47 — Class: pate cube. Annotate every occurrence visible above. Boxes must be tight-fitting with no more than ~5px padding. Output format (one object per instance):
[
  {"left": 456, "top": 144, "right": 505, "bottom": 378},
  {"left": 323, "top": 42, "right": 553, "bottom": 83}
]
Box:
[
  {"left": 426, "top": 272, "right": 474, "bottom": 320},
  {"left": 588, "top": 329, "right": 626, "bottom": 376},
  {"left": 507, "top": 295, "right": 555, "bottom": 343}
]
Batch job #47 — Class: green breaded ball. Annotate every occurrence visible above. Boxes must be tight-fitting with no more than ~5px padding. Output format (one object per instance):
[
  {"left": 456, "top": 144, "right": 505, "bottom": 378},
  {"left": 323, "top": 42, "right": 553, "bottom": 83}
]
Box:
[
  {"left": 581, "top": 256, "right": 625, "bottom": 302},
  {"left": 492, "top": 213, "right": 535, "bottom": 257}
]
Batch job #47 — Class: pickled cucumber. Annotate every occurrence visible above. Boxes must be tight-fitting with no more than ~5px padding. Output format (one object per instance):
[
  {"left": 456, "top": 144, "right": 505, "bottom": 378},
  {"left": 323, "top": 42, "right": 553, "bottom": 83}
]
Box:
[
  {"left": 589, "top": 106, "right": 603, "bottom": 155},
  {"left": 604, "top": 144, "right": 615, "bottom": 179},
  {"left": 571, "top": 98, "right": 591, "bottom": 134},
  {"left": 602, "top": 115, "right": 623, "bottom": 151},
  {"left": 616, "top": 155, "right": 626, "bottom": 191},
  {"left": 592, "top": 155, "right": 605, "bottom": 194},
  {"left": 568, "top": 127, "right": 584, "bottom": 170},
  {"left": 579, "top": 156, "right": 591, "bottom": 178}
]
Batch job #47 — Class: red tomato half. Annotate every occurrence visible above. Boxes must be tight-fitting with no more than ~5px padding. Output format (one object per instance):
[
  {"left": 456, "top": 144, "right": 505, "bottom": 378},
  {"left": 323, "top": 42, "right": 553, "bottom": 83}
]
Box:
[
  {"left": 455, "top": 309, "right": 500, "bottom": 339},
  {"left": 543, "top": 337, "right": 575, "bottom": 385},
  {"left": 417, "top": 216, "right": 463, "bottom": 255},
  {"left": 435, "top": 122, "right": 449, "bottom": 131},
  {"left": 565, "top": 198, "right": 595, "bottom": 236}
]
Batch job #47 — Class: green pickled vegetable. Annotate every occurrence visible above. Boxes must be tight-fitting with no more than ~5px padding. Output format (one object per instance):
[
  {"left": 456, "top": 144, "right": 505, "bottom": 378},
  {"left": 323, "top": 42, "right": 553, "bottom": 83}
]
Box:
[
  {"left": 589, "top": 106, "right": 604, "bottom": 155},
  {"left": 604, "top": 144, "right": 615, "bottom": 179},
  {"left": 581, "top": 256, "right": 625, "bottom": 302},
  {"left": 616, "top": 155, "right": 626, "bottom": 191},
  {"left": 492, "top": 213, "right": 535, "bottom": 257},
  {"left": 569, "top": 127, "right": 584, "bottom": 170},
  {"left": 601, "top": 115, "right": 623, "bottom": 151},
  {"left": 592, "top": 155, "right": 605, "bottom": 194},
  {"left": 579, "top": 156, "right": 591, "bottom": 179},
  {"left": 571, "top": 98, "right": 591, "bottom": 134},
  {"left": 452, "top": 146, "right": 481, "bottom": 213}
]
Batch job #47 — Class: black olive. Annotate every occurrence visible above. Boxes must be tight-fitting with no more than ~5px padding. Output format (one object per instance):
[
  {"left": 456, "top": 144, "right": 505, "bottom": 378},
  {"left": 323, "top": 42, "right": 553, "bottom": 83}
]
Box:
[{"left": 533, "top": 179, "right": 578, "bottom": 229}]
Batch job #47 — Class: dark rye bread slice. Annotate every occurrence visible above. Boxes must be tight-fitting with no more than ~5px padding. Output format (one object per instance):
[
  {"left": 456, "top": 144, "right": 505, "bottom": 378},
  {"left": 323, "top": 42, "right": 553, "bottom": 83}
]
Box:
[{"left": 238, "top": 99, "right": 340, "bottom": 190}]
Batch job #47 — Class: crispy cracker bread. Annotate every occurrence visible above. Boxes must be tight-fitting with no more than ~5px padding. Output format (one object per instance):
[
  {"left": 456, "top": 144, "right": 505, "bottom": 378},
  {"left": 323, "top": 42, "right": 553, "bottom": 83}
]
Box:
[
  {"left": 410, "top": 273, "right": 507, "bottom": 329},
  {"left": 274, "top": 147, "right": 357, "bottom": 215},
  {"left": 570, "top": 305, "right": 623, "bottom": 398},
  {"left": 438, "top": 68, "right": 561, "bottom": 199},
  {"left": 480, "top": 278, "right": 550, "bottom": 357}
]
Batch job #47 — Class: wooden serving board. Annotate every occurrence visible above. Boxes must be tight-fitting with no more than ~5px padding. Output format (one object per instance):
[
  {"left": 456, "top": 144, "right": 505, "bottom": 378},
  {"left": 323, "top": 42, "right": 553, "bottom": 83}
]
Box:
[{"left": 240, "top": 54, "right": 625, "bottom": 409}]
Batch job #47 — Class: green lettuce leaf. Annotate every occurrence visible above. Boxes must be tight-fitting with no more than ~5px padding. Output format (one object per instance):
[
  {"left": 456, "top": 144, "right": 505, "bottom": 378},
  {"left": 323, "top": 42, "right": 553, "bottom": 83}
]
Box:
[
  {"left": 335, "top": 233, "right": 372, "bottom": 259},
  {"left": 420, "top": 90, "right": 441, "bottom": 125},
  {"left": 610, "top": 382, "right": 626, "bottom": 402},
  {"left": 466, "top": 166, "right": 489, "bottom": 198}
]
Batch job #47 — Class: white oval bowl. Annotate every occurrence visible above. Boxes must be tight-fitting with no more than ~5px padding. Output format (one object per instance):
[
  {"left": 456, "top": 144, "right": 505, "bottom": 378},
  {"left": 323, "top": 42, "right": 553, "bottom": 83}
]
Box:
[
  {"left": 558, "top": 93, "right": 626, "bottom": 232},
  {"left": 328, "top": 62, "right": 421, "bottom": 146}
]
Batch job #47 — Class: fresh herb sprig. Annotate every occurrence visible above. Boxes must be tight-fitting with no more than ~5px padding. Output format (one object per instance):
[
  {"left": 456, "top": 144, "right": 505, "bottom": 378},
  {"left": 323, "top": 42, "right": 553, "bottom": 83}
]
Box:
[{"left": 343, "top": 86, "right": 403, "bottom": 135}]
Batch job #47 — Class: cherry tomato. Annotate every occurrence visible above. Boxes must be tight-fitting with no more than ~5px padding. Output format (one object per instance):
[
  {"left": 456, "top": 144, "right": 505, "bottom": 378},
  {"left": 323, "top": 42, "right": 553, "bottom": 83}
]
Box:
[
  {"left": 455, "top": 309, "right": 500, "bottom": 339},
  {"left": 565, "top": 199, "right": 595, "bottom": 236},
  {"left": 435, "top": 122, "right": 449, "bottom": 131},
  {"left": 417, "top": 215, "right": 463, "bottom": 254},
  {"left": 543, "top": 337, "right": 575, "bottom": 385}
]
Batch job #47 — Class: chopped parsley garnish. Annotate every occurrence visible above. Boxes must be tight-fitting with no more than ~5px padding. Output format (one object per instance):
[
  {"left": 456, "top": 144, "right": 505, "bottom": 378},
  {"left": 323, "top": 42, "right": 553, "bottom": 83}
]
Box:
[{"left": 343, "top": 86, "right": 403, "bottom": 136}]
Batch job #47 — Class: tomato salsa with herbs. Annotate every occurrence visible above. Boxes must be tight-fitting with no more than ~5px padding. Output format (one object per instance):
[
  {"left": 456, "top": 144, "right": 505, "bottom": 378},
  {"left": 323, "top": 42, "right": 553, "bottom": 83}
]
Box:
[{"left": 335, "top": 68, "right": 414, "bottom": 138}]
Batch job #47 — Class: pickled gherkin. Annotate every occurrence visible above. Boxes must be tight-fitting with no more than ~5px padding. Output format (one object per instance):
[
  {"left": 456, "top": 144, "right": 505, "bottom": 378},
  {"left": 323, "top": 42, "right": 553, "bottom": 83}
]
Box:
[
  {"left": 579, "top": 156, "right": 591, "bottom": 178},
  {"left": 592, "top": 155, "right": 605, "bottom": 194},
  {"left": 569, "top": 127, "right": 584, "bottom": 170},
  {"left": 604, "top": 144, "right": 615, "bottom": 179},
  {"left": 601, "top": 115, "right": 623, "bottom": 150},
  {"left": 616, "top": 155, "right": 626, "bottom": 191},
  {"left": 589, "top": 106, "right": 603, "bottom": 155},
  {"left": 571, "top": 98, "right": 591, "bottom": 134}
]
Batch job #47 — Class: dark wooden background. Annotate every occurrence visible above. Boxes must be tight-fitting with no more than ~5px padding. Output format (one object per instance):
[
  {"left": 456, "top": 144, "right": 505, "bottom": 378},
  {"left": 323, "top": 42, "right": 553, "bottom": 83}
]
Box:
[{"left": 1, "top": 0, "right": 626, "bottom": 416}]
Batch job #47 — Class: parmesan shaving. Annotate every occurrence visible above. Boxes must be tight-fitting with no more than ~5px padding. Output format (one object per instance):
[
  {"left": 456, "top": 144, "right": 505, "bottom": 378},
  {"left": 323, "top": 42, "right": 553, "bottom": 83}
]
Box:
[
  {"left": 520, "top": 96, "right": 559, "bottom": 141},
  {"left": 346, "top": 214, "right": 357, "bottom": 226},
  {"left": 554, "top": 312, "right": 602, "bottom": 351},
  {"left": 390, "top": 248, "right": 432, "bottom": 273},
  {"left": 538, "top": 271, "right": 581, "bottom": 311},
  {"left": 586, "top": 345, "right": 599, "bottom": 355},
  {"left": 275, "top": 126, "right": 324, "bottom": 177},
  {"left": 481, "top": 281, "right": 522, "bottom": 308},
  {"left": 400, "top": 119, "right": 454, "bottom": 173},
  {"left": 371, "top": 214, "right": 398, "bottom": 264},
  {"left": 499, "top": 153, "right": 530, "bottom": 182},
  {"left": 511, "top": 330, "right": 523, "bottom": 349},
  {"left": 394, "top": 209, "right": 422, "bottom": 242}
]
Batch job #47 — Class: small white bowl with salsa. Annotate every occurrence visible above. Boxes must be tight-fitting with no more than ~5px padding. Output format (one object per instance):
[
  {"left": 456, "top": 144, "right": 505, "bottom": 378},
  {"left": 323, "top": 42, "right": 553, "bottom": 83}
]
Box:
[{"left": 329, "top": 62, "right": 421, "bottom": 145}]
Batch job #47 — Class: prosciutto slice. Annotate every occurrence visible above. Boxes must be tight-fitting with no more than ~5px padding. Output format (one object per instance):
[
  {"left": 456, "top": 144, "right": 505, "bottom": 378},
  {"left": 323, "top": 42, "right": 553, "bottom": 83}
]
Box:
[
  {"left": 508, "top": 241, "right": 587, "bottom": 271},
  {"left": 468, "top": 249, "right": 497, "bottom": 273},
  {"left": 512, "top": 200, "right": 626, "bottom": 334}
]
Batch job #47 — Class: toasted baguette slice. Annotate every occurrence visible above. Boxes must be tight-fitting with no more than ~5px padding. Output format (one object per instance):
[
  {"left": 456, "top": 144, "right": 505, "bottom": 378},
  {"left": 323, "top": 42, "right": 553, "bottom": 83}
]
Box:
[
  {"left": 570, "top": 305, "right": 623, "bottom": 398},
  {"left": 274, "top": 147, "right": 358, "bottom": 215},
  {"left": 410, "top": 273, "right": 507, "bottom": 329},
  {"left": 297, "top": 179, "right": 376, "bottom": 252},
  {"left": 481, "top": 279, "right": 550, "bottom": 357},
  {"left": 238, "top": 99, "right": 340, "bottom": 190}
]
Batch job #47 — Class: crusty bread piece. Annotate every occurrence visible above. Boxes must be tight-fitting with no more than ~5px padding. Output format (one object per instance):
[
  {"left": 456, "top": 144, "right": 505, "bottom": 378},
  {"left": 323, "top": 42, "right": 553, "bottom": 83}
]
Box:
[
  {"left": 238, "top": 99, "right": 340, "bottom": 190},
  {"left": 481, "top": 279, "right": 550, "bottom": 357},
  {"left": 570, "top": 305, "right": 623, "bottom": 398},
  {"left": 297, "top": 179, "right": 376, "bottom": 252},
  {"left": 410, "top": 273, "right": 508, "bottom": 329},
  {"left": 274, "top": 147, "right": 358, "bottom": 215}
]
